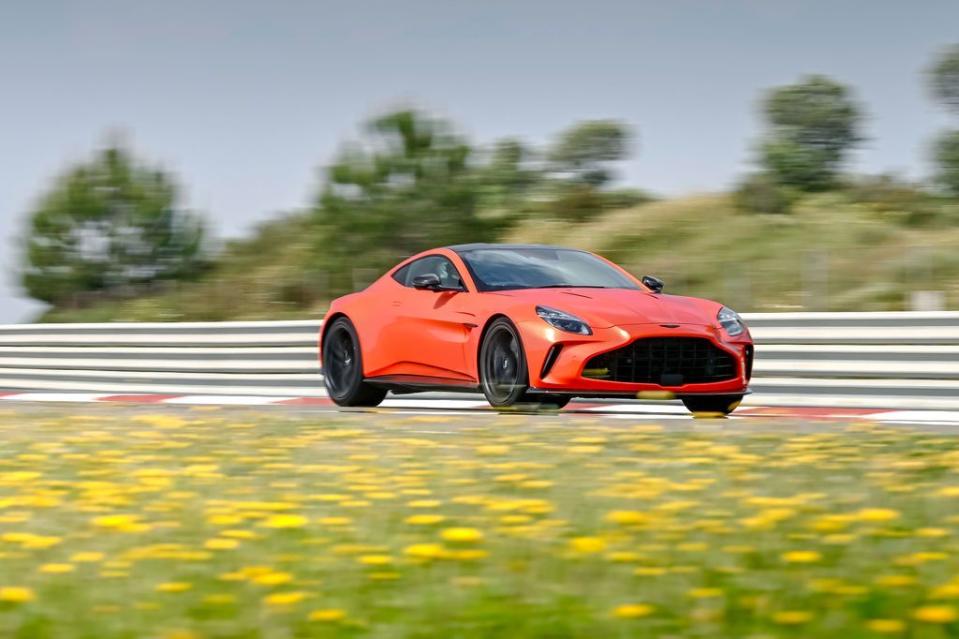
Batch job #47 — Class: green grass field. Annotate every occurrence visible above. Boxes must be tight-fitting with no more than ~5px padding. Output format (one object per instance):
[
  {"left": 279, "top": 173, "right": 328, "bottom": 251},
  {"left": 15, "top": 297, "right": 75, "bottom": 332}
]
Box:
[{"left": 2, "top": 407, "right": 959, "bottom": 637}]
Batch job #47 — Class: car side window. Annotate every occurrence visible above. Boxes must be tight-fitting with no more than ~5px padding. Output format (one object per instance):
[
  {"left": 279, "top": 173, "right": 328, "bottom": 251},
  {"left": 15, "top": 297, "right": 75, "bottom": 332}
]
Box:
[
  {"left": 391, "top": 264, "right": 410, "bottom": 285},
  {"left": 394, "top": 255, "right": 466, "bottom": 290}
]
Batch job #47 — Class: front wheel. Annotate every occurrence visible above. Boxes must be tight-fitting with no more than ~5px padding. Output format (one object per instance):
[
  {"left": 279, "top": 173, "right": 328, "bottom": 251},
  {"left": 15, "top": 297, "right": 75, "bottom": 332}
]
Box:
[
  {"left": 322, "top": 317, "right": 387, "bottom": 407},
  {"left": 681, "top": 395, "right": 743, "bottom": 416},
  {"left": 479, "top": 318, "right": 530, "bottom": 407}
]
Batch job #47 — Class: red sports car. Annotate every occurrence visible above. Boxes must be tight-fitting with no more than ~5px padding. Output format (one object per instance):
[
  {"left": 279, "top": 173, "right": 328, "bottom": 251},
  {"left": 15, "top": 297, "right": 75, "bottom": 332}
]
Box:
[{"left": 319, "top": 244, "right": 753, "bottom": 414}]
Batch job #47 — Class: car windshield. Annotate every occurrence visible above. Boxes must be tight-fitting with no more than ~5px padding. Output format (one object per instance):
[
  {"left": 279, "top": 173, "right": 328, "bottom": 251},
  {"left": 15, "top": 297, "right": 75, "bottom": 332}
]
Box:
[{"left": 459, "top": 247, "right": 641, "bottom": 292}]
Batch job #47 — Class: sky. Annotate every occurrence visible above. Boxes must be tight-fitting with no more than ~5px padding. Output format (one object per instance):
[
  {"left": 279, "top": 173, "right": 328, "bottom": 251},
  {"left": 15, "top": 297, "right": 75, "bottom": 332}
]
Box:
[{"left": 1, "top": 0, "right": 957, "bottom": 322}]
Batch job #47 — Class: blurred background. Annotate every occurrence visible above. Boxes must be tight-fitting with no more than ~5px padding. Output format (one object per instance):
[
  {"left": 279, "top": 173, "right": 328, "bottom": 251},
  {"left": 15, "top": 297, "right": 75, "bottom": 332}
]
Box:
[{"left": 3, "top": 0, "right": 959, "bottom": 324}]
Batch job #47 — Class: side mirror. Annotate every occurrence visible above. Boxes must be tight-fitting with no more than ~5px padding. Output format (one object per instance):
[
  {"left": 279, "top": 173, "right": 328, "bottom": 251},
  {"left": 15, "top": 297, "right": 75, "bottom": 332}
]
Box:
[
  {"left": 412, "top": 273, "right": 441, "bottom": 290},
  {"left": 642, "top": 275, "right": 664, "bottom": 293}
]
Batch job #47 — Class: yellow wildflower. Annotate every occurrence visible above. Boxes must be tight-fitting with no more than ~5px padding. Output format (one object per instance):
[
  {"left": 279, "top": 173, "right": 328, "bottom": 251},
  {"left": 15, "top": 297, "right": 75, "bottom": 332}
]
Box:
[
  {"left": 866, "top": 619, "right": 905, "bottom": 633},
  {"left": 39, "top": 563, "right": 75, "bottom": 574},
  {"left": 309, "top": 608, "right": 347, "bottom": 622},
  {"left": 612, "top": 603, "right": 654, "bottom": 619},
  {"left": 569, "top": 536, "right": 606, "bottom": 554},
  {"left": 856, "top": 508, "right": 900, "bottom": 523},
  {"left": 70, "top": 552, "right": 105, "bottom": 563},
  {"left": 252, "top": 571, "right": 293, "bottom": 586},
  {"left": 156, "top": 582, "right": 192, "bottom": 593},
  {"left": 773, "top": 611, "right": 813, "bottom": 625},
  {"left": 264, "top": 591, "right": 306, "bottom": 607},
  {"left": 205, "top": 538, "right": 239, "bottom": 550},
  {"left": 0, "top": 587, "right": 35, "bottom": 603},
  {"left": 261, "top": 514, "right": 308, "bottom": 529},
  {"left": 404, "top": 543, "right": 446, "bottom": 560},
  {"left": 913, "top": 605, "right": 958, "bottom": 623},
  {"left": 604, "top": 510, "right": 649, "bottom": 525},
  {"left": 781, "top": 550, "right": 821, "bottom": 564},
  {"left": 440, "top": 527, "right": 484, "bottom": 543},
  {"left": 404, "top": 514, "right": 446, "bottom": 525}
]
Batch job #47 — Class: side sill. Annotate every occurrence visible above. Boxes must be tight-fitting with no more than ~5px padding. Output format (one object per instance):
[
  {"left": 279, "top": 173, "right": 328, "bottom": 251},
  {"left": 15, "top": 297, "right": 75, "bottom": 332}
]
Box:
[{"left": 364, "top": 374, "right": 480, "bottom": 394}]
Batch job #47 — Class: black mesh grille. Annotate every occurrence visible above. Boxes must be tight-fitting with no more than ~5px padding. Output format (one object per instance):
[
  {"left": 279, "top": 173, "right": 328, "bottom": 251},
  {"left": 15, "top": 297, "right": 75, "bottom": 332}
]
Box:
[{"left": 584, "top": 338, "right": 737, "bottom": 385}]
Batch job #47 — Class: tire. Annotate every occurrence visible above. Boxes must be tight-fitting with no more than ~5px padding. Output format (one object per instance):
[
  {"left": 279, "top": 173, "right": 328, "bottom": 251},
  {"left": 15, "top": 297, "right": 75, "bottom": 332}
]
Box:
[
  {"left": 322, "top": 317, "right": 387, "bottom": 407},
  {"left": 479, "top": 318, "right": 530, "bottom": 407},
  {"left": 681, "top": 395, "right": 743, "bottom": 416}
]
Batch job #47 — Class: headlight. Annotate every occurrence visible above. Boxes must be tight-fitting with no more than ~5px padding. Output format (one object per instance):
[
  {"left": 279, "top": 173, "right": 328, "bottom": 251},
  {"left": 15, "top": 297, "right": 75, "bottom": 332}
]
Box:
[
  {"left": 536, "top": 306, "right": 592, "bottom": 335},
  {"left": 717, "top": 306, "right": 745, "bottom": 336}
]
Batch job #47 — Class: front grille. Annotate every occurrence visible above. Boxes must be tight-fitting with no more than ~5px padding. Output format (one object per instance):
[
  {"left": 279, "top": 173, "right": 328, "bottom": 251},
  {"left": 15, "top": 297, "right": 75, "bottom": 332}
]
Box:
[{"left": 583, "top": 338, "right": 737, "bottom": 385}]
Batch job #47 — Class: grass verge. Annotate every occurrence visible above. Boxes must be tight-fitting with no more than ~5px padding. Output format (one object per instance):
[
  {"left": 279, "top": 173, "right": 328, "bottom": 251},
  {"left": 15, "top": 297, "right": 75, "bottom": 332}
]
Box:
[{"left": 1, "top": 408, "right": 959, "bottom": 637}]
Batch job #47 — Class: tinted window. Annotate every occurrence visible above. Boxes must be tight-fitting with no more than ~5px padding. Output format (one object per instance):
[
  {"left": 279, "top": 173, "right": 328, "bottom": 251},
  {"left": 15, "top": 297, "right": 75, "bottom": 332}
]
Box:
[
  {"left": 391, "top": 264, "right": 410, "bottom": 285},
  {"left": 459, "top": 248, "right": 640, "bottom": 292},
  {"left": 392, "top": 255, "right": 466, "bottom": 290}
]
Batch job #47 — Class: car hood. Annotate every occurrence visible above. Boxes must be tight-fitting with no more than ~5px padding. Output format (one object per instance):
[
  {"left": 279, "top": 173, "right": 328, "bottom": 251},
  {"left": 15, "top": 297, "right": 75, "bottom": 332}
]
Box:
[{"left": 493, "top": 288, "right": 721, "bottom": 328}]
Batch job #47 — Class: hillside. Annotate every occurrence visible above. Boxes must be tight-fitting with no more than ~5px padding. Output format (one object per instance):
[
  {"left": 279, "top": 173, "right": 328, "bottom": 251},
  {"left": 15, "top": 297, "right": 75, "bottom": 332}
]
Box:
[
  {"left": 505, "top": 193, "right": 959, "bottom": 312},
  {"left": 39, "top": 193, "right": 959, "bottom": 322}
]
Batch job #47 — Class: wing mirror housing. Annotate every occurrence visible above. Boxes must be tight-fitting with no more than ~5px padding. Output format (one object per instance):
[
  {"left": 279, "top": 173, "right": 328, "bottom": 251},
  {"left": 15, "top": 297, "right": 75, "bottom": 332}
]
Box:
[
  {"left": 412, "top": 274, "right": 441, "bottom": 289},
  {"left": 412, "top": 273, "right": 463, "bottom": 292},
  {"left": 642, "top": 275, "right": 664, "bottom": 293}
]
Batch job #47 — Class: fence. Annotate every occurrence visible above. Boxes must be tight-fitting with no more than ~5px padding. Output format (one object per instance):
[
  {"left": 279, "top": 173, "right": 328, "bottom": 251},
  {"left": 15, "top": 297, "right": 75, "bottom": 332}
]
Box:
[{"left": 0, "top": 313, "right": 957, "bottom": 409}]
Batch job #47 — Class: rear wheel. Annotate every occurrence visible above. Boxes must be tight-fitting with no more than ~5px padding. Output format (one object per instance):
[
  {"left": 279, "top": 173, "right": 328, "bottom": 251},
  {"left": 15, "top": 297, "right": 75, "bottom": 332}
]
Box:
[
  {"left": 322, "top": 317, "right": 387, "bottom": 407},
  {"left": 479, "top": 318, "right": 530, "bottom": 407},
  {"left": 681, "top": 395, "right": 743, "bottom": 416}
]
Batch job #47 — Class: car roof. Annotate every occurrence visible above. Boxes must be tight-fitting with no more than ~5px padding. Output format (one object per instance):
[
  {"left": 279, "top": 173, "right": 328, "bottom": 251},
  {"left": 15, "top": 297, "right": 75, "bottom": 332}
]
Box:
[{"left": 447, "top": 243, "right": 584, "bottom": 254}]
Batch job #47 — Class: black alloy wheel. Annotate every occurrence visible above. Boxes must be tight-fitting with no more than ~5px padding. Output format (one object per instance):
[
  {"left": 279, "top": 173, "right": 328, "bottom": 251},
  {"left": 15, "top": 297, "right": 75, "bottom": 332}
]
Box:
[
  {"left": 479, "top": 318, "right": 530, "bottom": 407},
  {"left": 322, "top": 317, "right": 387, "bottom": 407}
]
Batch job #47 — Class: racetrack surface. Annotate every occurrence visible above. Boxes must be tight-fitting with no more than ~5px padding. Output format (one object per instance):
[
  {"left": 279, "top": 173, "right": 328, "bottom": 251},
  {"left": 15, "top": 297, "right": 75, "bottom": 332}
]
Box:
[{"left": 3, "top": 390, "right": 959, "bottom": 427}]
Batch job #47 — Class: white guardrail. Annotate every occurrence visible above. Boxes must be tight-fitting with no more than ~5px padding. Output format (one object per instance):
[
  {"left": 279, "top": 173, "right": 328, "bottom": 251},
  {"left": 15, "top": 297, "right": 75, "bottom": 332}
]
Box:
[{"left": 0, "top": 312, "right": 958, "bottom": 409}]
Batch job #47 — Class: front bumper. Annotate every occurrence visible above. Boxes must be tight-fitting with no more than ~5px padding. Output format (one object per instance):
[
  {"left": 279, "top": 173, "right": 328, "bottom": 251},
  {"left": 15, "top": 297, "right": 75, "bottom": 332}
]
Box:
[{"left": 518, "top": 320, "right": 752, "bottom": 397}]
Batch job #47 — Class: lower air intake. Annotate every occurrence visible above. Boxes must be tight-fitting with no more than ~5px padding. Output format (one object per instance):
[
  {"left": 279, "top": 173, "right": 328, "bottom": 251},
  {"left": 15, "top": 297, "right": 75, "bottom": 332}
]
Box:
[{"left": 583, "top": 337, "right": 737, "bottom": 385}]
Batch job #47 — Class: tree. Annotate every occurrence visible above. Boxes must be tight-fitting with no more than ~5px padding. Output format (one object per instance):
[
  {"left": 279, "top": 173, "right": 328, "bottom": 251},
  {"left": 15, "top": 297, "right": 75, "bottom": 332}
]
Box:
[
  {"left": 933, "top": 130, "right": 959, "bottom": 196},
  {"left": 475, "top": 138, "right": 542, "bottom": 221},
  {"left": 548, "top": 120, "right": 631, "bottom": 187},
  {"left": 314, "top": 109, "right": 495, "bottom": 295},
  {"left": 758, "top": 75, "right": 863, "bottom": 191},
  {"left": 929, "top": 46, "right": 959, "bottom": 196},
  {"left": 930, "top": 44, "right": 959, "bottom": 114},
  {"left": 21, "top": 145, "right": 206, "bottom": 305}
]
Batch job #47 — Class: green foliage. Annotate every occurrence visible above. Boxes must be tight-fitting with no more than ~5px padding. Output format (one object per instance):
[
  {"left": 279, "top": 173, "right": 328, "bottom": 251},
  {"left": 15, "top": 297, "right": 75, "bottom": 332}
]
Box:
[
  {"left": 42, "top": 191, "right": 959, "bottom": 322},
  {"left": 599, "top": 188, "right": 655, "bottom": 210},
  {"left": 540, "top": 184, "right": 608, "bottom": 222},
  {"left": 844, "top": 174, "right": 944, "bottom": 226},
  {"left": 733, "top": 173, "right": 794, "bottom": 214},
  {"left": 759, "top": 138, "right": 839, "bottom": 192},
  {"left": 314, "top": 110, "right": 498, "bottom": 296},
  {"left": 930, "top": 44, "right": 959, "bottom": 113},
  {"left": 21, "top": 146, "right": 206, "bottom": 305},
  {"left": 933, "top": 130, "right": 959, "bottom": 197},
  {"left": 475, "top": 139, "right": 542, "bottom": 222},
  {"left": 548, "top": 120, "right": 631, "bottom": 188},
  {"left": 758, "top": 75, "right": 863, "bottom": 192},
  {"left": 538, "top": 120, "right": 634, "bottom": 222},
  {"left": 505, "top": 194, "right": 959, "bottom": 312}
]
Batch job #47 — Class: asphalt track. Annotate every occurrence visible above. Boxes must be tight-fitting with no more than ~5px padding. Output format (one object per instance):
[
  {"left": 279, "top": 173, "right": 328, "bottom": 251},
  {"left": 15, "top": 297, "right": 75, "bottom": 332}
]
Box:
[{"left": 2, "top": 391, "right": 959, "bottom": 429}]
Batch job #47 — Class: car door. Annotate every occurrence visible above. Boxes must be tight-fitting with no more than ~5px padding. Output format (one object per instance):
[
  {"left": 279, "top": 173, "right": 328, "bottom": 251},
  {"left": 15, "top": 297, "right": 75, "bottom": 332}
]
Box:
[{"left": 381, "top": 255, "right": 476, "bottom": 382}]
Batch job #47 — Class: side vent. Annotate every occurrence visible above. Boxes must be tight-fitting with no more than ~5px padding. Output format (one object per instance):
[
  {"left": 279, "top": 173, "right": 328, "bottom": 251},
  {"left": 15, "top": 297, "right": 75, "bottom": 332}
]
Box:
[{"left": 540, "top": 344, "right": 563, "bottom": 379}]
